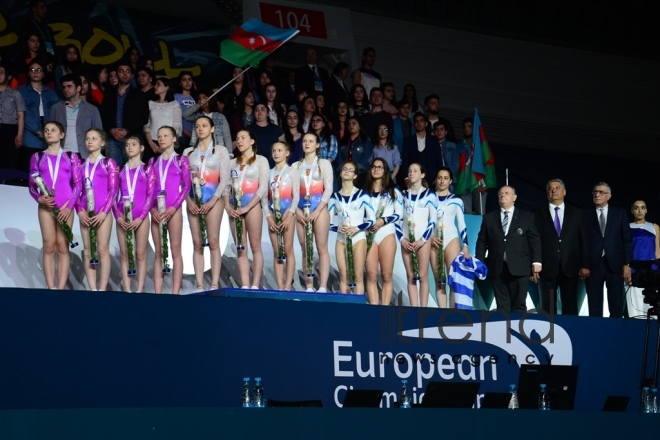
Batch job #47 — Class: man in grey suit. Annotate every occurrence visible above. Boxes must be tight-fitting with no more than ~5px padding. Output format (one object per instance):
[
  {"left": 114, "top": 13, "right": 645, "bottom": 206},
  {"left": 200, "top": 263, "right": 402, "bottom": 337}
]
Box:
[
  {"left": 50, "top": 73, "right": 102, "bottom": 159},
  {"left": 476, "top": 185, "right": 542, "bottom": 312}
]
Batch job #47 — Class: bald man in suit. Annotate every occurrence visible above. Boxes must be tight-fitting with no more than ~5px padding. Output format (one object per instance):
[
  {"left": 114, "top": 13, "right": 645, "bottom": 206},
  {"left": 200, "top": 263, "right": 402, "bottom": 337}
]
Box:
[{"left": 476, "top": 185, "right": 542, "bottom": 312}]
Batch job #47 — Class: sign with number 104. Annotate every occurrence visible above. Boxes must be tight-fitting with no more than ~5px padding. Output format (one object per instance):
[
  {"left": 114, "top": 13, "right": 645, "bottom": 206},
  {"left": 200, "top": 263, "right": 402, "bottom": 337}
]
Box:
[{"left": 260, "top": 2, "right": 328, "bottom": 39}]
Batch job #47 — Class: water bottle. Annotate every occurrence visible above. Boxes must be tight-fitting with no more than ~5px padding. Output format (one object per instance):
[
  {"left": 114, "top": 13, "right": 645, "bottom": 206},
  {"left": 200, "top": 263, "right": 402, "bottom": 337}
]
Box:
[
  {"left": 508, "top": 384, "right": 519, "bottom": 409},
  {"left": 241, "top": 377, "right": 251, "bottom": 407},
  {"left": 652, "top": 388, "right": 658, "bottom": 413},
  {"left": 538, "top": 384, "right": 550, "bottom": 410},
  {"left": 252, "top": 377, "right": 266, "bottom": 408},
  {"left": 399, "top": 380, "right": 411, "bottom": 408},
  {"left": 641, "top": 387, "right": 652, "bottom": 413}
]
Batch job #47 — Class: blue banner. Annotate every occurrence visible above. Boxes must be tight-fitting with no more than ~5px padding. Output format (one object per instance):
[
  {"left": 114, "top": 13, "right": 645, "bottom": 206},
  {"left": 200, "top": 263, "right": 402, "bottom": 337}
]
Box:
[{"left": 0, "top": 288, "right": 652, "bottom": 412}]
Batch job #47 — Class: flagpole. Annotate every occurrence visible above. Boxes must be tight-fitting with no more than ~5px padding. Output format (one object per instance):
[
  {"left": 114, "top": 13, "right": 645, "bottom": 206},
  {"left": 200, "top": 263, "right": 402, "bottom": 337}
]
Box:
[{"left": 206, "top": 66, "right": 252, "bottom": 102}]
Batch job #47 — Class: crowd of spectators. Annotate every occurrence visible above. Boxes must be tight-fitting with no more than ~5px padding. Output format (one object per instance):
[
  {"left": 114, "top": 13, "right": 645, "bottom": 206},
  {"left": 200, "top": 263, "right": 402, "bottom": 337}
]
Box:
[{"left": 0, "top": 0, "right": 488, "bottom": 212}]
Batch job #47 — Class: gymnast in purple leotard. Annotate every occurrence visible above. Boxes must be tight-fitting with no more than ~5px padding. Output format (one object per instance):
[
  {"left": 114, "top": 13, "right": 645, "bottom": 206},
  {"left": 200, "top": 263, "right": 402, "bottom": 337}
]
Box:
[
  {"left": 28, "top": 121, "right": 83, "bottom": 290},
  {"left": 75, "top": 128, "right": 119, "bottom": 291},
  {"left": 148, "top": 126, "right": 192, "bottom": 294},
  {"left": 113, "top": 135, "right": 156, "bottom": 293}
]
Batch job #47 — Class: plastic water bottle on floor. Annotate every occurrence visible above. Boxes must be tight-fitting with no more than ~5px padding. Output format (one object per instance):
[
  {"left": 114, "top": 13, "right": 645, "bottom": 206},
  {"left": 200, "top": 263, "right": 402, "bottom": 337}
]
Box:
[
  {"left": 641, "top": 387, "right": 652, "bottom": 413},
  {"left": 538, "top": 384, "right": 550, "bottom": 410},
  {"left": 252, "top": 377, "right": 266, "bottom": 408},
  {"left": 241, "top": 377, "right": 251, "bottom": 407},
  {"left": 508, "top": 384, "right": 519, "bottom": 409},
  {"left": 399, "top": 380, "right": 411, "bottom": 408}
]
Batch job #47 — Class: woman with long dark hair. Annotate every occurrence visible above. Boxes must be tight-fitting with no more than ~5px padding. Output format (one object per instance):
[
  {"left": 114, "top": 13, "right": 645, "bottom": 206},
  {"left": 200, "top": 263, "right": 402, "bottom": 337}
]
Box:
[
  {"left": 403, "top": 83, "right": 424, "bottom": 114},
  {"left": 309, "top": 113, "right": 337, "bottom": 162},
  {"left": 432, "top": 167, "right": 470, "bottom": 308},
  {"left": 263, "top": 83, "right": 285, "bottom": 127},
  {"left": 371, "top": 123, "right": 401, "bottom": 181},
  {"left": 363, "top": 158, "right": 403, "bottom": 305},
  {"left": 230, "top": 89, "right": 255, "bottom": 142},
  {"left": 338, "top": 116, "right": 372, "bottom": 187},
  {"left": 398, "top": 163, "right": 437, "bottom": 307},
  {"left": 143, "top": 77, "right": 182, "bottom": 160},
  {"left": 283, "top": 109, "right": 303, "bottom": 163},
  {"left": 348, "top": 84, "right": 369, "bottom": 117},
  {"left": 331, "top": 100, "right": 349, "bottom": 141},
  {"left": 54, "top": 44, "right": 82, "bottom": 97}
]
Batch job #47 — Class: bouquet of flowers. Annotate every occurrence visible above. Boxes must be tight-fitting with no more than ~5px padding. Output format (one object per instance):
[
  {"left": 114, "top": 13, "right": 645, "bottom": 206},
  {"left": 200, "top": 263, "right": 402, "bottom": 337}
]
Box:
[
  {"left": 123, "top": 196, "right": 136, "bottom": 276},
  {"left": 157, "top": 191, "right": 171, "bottom": 273},
  {"left": 271, "top": 182, "right": 285, "bottom": 261},
  {"left": 343, "top": 212, "right": 356, "bottom": 291},
  {"left": 231, "top": 170, "right": 244, "bottom": 251},
  {"left": 31, "top": 172, "right": 78, "bottom": 248},
  {"left": 303, "top": 199, "right": 314, "bottom": 278},
  {"left": 407, "top": 211, "right": 420, "bottom": 281},
  {"left": 85, "top": 179, "right": 99, "bottom": 265},
  {"left": 366, "top": 193, "right": 386, "bottom": 253},
  {"left": 191, "top": 166, "right": 208, "bottom": 247},
  {"left": 436, "top": 212, "right": 445, "bottom": 286}
]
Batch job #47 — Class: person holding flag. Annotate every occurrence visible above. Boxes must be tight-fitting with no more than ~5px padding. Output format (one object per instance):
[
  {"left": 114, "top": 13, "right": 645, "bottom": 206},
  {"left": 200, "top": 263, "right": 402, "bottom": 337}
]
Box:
[{"left": 455, "top": 110, "right": 496, "bottom": 215}]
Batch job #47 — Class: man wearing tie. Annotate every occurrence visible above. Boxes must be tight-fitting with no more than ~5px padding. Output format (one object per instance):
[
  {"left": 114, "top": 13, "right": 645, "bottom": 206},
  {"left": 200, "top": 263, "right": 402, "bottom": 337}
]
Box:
[
  {"left": 585, "top": 182, "right": 633, "bottom": 318},
  {"left": 534, "top": 179, "right": 590, "bottom": 315},
  {"left": 294, "top": 48, "right": 329, "bottom": 96},
  {"left": 476, "top": 186, "right": 542, "bottom": 312}
]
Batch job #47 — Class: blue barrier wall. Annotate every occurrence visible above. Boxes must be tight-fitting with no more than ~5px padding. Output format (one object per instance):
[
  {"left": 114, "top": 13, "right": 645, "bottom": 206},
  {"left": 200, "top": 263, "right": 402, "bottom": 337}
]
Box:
[{"left": 0, "top": 288, "right": 655, "bottom": 412}]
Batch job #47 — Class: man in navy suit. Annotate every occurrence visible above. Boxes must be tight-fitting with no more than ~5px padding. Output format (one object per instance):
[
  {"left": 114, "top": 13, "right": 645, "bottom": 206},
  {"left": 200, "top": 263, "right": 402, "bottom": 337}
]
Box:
[
  {"left": 476, "top": 186, "right": 542, "bottom": 312},
  {"left": 294, "top": 48, "right": 329, "bottom": 97},
  {"left": 535, "top": 179, "right": 591, "bottom": 315},
  {"left": 585, "top": 182, "right": 633, "bottom": 318},
  {"left": 399, "top": 112, "right": 441, "bottom": 188}
]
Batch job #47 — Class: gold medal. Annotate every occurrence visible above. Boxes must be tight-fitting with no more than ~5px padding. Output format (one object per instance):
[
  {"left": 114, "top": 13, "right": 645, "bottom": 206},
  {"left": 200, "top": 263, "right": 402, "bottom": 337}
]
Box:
[
  {"left": 305, "top": 195, "right": 311, "bottom": 201},
  {"left": 199, "top": 178, "right": 206, "bottom": 186}
]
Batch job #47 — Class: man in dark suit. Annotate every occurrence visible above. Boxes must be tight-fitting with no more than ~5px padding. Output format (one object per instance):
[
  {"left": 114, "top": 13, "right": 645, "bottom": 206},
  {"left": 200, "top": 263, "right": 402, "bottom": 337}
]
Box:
[
  {"left": 585, "top": 182, "right": 633, "bottom": 318},
  {"left": 534, "top": 179, "right": 591, "bottom": 315},
  {"left": 476, "top": 186, "right": 542, "bottom": 313},
  {"left": 99, "top": 61, "right": 148, "bottom": 167},
  {"left": 294, "top": 48, "right": 329, "bottom": 97},
  {"left": 326, "top": 62, "right": 350, "bottom": 110},
  {"left": 399, "top": 112, "right": 441, "bottom": 188}
]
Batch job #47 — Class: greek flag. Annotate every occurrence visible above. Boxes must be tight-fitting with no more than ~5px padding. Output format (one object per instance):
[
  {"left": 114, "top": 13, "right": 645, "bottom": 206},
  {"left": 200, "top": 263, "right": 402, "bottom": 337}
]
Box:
[{"left": 448, "top": 254, "right": 488, "bottom": 310}]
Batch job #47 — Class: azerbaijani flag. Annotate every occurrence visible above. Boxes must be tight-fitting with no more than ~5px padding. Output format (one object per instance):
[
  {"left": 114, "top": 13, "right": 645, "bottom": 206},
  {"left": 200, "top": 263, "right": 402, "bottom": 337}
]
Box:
[
  {"left": 220, "top": 19, "right": 299, "bottom": 67},
  {"left": 470, "top": 109, "right": 496, "bottom": 188}
]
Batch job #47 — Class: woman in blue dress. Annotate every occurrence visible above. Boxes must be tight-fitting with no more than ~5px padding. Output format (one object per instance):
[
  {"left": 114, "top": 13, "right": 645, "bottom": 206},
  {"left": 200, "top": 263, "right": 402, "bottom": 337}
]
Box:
[{"left": 627, "top": 200, "right": 660, "bottom": 318}]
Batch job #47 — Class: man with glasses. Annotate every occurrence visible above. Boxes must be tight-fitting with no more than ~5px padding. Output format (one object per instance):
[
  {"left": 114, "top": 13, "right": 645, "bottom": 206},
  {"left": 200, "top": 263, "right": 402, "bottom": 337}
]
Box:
[
  {"left": 585, "top": 182, "right": 633, "bottom": 318},
  {"left": 18, "top": 59, "right": 58, "bottom": 171},
  {"left": 100, "top": 61, "right": 148, "bottom": 166}
]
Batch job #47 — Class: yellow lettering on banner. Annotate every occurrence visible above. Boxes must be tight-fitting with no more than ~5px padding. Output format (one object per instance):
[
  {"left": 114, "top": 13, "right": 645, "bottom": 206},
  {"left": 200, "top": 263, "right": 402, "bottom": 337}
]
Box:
[
  {"left": 82, "top": 28, "right": 126, "bottom": 66},
  {"left": 0, "top": 14, "right": 18, "bottom": 47},
  {"left": 121, "top": 34, "right": 131, "bottom": 53},
  {"left": 49, "top": 22, "right": 81, "bottom": 53},
  {"left": 154, "top": 41, "right": 201, "bottom": 78}
]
